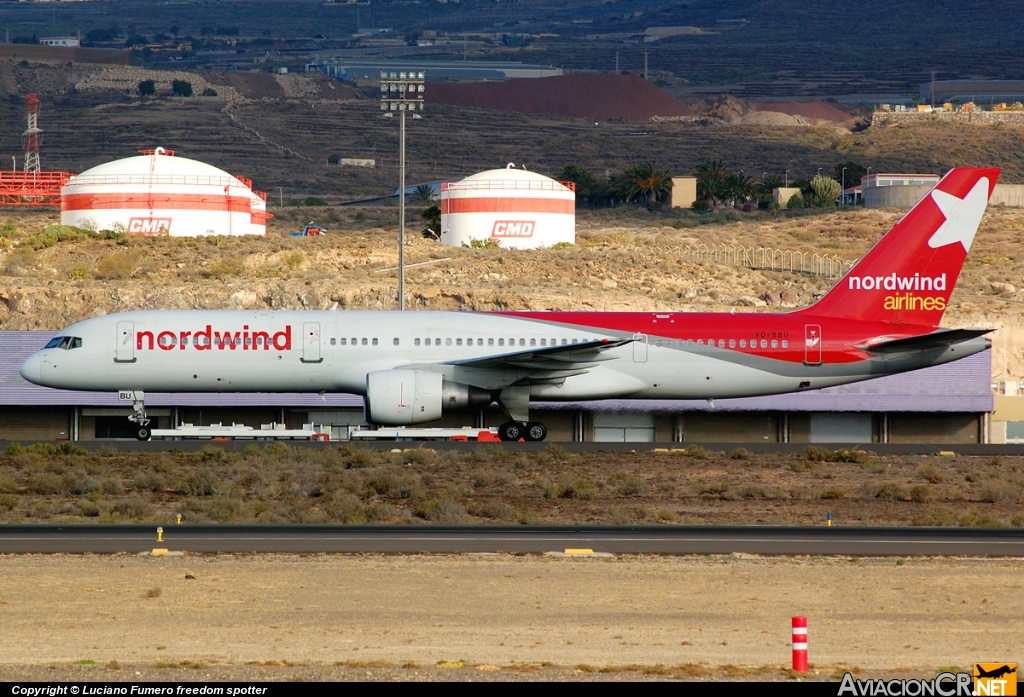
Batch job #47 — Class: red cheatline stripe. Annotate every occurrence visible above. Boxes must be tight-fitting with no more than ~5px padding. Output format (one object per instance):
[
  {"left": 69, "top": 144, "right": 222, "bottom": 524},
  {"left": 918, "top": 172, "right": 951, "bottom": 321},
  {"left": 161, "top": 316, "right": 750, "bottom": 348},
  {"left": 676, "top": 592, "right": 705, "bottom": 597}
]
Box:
[
  {"left": 62, "top": 193, "right": 253, "bottom": 213},
  {"left": 441, "top": 197, "right": 574, "bottom": 215}
]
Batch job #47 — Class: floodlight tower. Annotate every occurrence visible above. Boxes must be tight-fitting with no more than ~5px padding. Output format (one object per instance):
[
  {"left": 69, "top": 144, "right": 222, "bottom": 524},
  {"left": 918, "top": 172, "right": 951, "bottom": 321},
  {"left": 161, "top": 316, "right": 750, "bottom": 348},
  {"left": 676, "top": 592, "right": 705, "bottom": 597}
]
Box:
[
  {"left": 23, "top": 93, "right": 42, "bottom": 174},
  {"left": 380, "top": 69, "right": 425, "bottom": 311}
]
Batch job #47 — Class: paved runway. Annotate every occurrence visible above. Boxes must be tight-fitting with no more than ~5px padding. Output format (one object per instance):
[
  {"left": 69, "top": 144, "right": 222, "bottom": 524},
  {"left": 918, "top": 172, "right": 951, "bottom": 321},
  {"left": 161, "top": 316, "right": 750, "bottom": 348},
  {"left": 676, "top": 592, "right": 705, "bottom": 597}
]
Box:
[{"left": 2, "top": 524, "right": 1023, "bottom": 556}]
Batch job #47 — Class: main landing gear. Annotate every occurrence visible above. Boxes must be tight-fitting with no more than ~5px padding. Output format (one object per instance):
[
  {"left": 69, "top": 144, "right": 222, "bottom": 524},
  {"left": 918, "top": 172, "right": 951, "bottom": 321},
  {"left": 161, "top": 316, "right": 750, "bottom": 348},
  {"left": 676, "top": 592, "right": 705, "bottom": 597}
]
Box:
[
  {"left": 124, "top": 390, "right": 151, "bottom": 441},
  {"left": 497, "top": 421, "right": 547, "bottom": 442}
]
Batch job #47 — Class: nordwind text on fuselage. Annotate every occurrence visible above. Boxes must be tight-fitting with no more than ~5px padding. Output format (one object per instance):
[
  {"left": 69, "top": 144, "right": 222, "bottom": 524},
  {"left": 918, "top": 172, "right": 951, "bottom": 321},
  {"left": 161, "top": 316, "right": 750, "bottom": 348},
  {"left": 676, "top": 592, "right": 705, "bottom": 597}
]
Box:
[{"left": 136, "top": 325, "right": 292, "bottom": 351}]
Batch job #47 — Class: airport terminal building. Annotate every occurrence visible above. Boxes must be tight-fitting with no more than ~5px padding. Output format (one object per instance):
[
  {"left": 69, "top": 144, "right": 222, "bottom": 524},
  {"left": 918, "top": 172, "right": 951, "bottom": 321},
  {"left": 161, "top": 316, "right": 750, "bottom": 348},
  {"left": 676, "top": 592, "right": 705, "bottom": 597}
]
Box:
[{"left": 0, "top": 331, "right": 997, "bottom": 444}]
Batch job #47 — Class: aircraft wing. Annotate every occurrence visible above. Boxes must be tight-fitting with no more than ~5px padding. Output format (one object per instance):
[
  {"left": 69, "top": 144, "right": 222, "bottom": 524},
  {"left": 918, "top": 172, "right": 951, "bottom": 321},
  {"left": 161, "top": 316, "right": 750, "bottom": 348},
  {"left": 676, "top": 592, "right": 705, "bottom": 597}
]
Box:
[
  {"left": 445, "top": 338, "right": 631, "bottom": 376},
  {"left": 858, "top": 328, "right": 993, "bottom": 354}
]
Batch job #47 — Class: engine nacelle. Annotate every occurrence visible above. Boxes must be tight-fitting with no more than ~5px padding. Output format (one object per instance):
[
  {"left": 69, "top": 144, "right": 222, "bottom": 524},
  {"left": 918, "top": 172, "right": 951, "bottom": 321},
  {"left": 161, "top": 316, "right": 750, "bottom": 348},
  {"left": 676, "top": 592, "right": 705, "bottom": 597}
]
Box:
[{"left": 364, "top": 370, "right": 490, "bottom": 425}]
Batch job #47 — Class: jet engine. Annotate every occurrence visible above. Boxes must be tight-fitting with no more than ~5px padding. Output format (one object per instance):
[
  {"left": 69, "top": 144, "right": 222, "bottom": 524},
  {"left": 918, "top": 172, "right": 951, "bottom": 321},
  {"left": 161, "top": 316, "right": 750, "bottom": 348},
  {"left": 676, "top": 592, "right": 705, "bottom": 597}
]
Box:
[{"left": 364, "top": 370, "right": 491, "bottom": 425}]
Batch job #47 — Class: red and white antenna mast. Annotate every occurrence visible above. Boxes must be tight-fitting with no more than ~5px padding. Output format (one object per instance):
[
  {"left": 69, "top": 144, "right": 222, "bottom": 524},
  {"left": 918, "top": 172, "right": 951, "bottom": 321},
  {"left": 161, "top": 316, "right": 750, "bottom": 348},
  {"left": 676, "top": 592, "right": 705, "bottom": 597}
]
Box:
[{"left": 23, "top": 93, "right": 42, "bottom": 174}]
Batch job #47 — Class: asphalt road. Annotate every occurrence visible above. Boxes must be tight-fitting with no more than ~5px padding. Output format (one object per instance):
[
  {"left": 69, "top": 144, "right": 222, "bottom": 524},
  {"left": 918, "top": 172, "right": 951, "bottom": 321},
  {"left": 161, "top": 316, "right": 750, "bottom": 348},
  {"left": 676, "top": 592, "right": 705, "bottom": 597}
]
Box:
[{"left": 2, "top": 525, "right": 1023, "bottom": 556}]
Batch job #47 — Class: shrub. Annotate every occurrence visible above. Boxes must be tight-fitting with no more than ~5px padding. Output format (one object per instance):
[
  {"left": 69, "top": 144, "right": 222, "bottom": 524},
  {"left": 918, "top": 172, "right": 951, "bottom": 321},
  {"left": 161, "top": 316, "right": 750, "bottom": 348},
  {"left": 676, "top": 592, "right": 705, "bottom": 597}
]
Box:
[
  {"left": 684, "top": 444, "right": 707, "bottom": 459},
  {"left": 917, "top": 464, "right": 946, "bottom": 483},
  {"left": 201, "top": 87, "right": 218, "bottom": 97},
  {"left": 471, "top": 444, "right": 510, "bottom": 463},
  {"left": 805, "top": 446, "right": 829, "bottom": 462},
  {"left": 728, "top": 448, "right": 752, "bottom": 460},
  {"left": 820, "top": 487, "right": 845, "bottom": 500},
  {"left": 76, "top": 500, "right": 101, "bottom": 517},
  {"left": 5, "top": 443, "right": 23, "bottom": 456},
  {"left": 96, "top": 250, "right": 137, "bottom": 279},
  {"left": 909, "top": 484, "right": 932, "bottom": 503},
  {"left": 172, "top": 80, "right": 193, "bottom": 97},
  {"left": 414, "top": 498, "right": 466, "bottom": 522},
  {"left": 26, "top": 473, "right": 66, "bottom": 495},
  {"left": 979, "top": 481, "right": 1018, "bottom": 504},
  {"left": 110, "top": 497, "right": 153, "bottom": 520},
  {"left": 198, "top": 445, "right": 226, "bottom": 462},
  {"left": 27, "top": 442, "right": 58, "bottom": 455},
  {"left": 100, "top": 477, "right": 124, "bottom": 495},
  {"left": 611, "top": 474, "right": 646, "bottom": 497},
  {"left": 402, "top": 448, "right": 435, "bottom": 465},
  {"left": 561, "top": 479, "right": 598, "bottom": 500},
  {"left": 0, "top": 494, "right": 17, "bottom": 511},
  {"left": 138, "top": 79, "right": 155, "bottom": 96},
  {"left": 133, "top": 471, "right": 166, "bottom": 492},
  {"left": 178, "top": 471, "right": 215, "bottom": 496},
  {"left": 654, "top": 508, "right": 676, "bottom": 522},
  {"left": 304, "top": 196, "right": 328, "bottom": 206}
]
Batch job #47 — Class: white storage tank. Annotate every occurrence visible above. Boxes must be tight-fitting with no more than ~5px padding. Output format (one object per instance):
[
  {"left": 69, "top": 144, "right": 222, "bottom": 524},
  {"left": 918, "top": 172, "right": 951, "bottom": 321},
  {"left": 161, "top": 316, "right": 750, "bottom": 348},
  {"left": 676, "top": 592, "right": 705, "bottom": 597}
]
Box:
[
  {"left": 439, "top": 164, "right": 575, "bottom": 249},
  {"left": 60, "top": 148, "right": 270, "bottom": 236}
]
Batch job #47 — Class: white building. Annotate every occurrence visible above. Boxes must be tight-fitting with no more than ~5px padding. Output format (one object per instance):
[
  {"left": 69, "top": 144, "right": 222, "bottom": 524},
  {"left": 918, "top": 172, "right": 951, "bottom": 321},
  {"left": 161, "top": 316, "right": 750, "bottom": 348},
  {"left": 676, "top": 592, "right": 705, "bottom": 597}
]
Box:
[
  {"left": 439, "top": 165, "right": 575, "bottom": 249},
  {"left": 61, "top": 148, "right": 270, "bottom": 237},
  {"left": 39, "top": 37, "right": 81, "bottom": 47}
]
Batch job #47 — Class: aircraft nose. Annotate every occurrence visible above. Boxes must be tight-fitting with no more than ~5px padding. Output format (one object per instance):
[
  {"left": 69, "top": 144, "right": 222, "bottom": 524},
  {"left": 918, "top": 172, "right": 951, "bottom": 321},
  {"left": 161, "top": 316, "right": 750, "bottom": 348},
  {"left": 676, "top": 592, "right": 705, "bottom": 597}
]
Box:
[{"left": 19, "top": 352, "right": 41, "bottom": 385}]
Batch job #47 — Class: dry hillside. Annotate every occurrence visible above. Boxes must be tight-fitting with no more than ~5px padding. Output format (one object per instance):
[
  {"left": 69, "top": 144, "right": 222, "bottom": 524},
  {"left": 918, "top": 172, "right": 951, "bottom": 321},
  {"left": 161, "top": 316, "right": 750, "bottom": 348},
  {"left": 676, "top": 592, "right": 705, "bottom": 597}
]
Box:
[{"left": 1, "top": 204, "right": 1023, "bottom": 379}]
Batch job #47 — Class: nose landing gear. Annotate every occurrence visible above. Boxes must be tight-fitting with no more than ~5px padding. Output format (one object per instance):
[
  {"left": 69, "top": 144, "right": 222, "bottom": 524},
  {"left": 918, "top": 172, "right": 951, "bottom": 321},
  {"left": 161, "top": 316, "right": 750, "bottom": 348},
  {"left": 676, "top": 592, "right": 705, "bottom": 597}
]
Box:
[{"left": 121, "top": 390, "right": 151, "bottom": 441}]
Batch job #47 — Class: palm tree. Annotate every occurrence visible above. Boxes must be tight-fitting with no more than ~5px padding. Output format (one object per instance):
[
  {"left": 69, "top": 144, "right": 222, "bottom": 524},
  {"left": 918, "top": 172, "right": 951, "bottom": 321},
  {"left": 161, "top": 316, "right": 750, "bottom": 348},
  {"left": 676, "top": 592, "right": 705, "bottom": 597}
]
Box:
[
  {"left": 696, "top": 160, "right": 728, "bottom": 208},
  {"left": 627, "top": 162, "right": 670, "bottom": 206},
  {"left": 409, "top": 183, "right": 437, "bottom": 205},
  {"left": 722, "top": 172, "right": 754, "bottom": 208},
  {"left": 420, "top": 203, "right": 440, "bottom": 239}
]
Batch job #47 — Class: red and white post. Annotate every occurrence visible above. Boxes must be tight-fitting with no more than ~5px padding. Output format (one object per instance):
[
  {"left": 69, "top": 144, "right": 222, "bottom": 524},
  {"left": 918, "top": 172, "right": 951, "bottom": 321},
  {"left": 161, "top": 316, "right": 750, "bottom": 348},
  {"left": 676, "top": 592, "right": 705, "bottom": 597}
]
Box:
[{"left": 792, "top": 616, "right": 808, "bottom": 672}]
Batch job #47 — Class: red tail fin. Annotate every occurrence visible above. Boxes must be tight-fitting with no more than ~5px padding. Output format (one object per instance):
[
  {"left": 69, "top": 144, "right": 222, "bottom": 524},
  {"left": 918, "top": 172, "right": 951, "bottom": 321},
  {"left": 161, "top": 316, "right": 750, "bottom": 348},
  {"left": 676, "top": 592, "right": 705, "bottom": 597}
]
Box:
[{"left": 799, "top": 167, "right": 999, "bottom": 326}]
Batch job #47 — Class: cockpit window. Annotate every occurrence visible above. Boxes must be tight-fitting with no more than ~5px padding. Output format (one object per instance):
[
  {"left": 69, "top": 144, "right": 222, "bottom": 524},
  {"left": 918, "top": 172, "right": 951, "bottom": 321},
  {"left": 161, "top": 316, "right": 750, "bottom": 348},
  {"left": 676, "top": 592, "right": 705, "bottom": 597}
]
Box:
[{"left": 43, "top": 336, "right": 82, "bottom": 350}]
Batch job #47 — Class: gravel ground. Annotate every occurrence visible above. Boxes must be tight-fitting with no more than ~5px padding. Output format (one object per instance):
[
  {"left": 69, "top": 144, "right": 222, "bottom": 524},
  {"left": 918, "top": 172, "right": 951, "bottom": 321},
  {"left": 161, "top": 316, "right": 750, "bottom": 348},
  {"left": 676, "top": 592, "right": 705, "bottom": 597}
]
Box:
[{"left": 0, "top": 553, "right": 1020, "bottom": 681}]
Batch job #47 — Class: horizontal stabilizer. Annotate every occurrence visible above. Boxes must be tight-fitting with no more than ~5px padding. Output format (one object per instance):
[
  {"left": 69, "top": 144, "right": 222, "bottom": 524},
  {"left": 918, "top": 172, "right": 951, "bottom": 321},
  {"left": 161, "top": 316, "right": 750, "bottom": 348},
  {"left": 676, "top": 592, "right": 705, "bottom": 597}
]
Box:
[{"left": 859, "top": 328, "right": 993, "bottom": 354}]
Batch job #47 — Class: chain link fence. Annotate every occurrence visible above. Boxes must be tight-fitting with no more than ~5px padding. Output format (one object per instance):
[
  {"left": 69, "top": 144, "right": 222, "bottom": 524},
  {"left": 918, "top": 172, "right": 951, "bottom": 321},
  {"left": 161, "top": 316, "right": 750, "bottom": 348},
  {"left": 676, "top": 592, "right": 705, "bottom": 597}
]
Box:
[{"left": 683, "top": 244, "right": 849, "bottom": 280}]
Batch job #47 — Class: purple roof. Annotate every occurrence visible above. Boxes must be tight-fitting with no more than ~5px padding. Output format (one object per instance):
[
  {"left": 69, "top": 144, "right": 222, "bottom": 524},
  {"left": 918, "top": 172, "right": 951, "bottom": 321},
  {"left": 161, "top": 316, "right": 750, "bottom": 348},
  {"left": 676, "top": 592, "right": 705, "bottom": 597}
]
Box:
[{"left": 0, "top": 331, "right": 993, "bottom": 412}]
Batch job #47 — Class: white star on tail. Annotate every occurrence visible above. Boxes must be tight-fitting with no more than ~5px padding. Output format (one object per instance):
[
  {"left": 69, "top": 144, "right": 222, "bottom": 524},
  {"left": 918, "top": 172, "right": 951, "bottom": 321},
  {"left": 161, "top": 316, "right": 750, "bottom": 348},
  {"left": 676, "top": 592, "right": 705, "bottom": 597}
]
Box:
[{"left": 927, "top": 177, "right": 990, "bottom": 252}]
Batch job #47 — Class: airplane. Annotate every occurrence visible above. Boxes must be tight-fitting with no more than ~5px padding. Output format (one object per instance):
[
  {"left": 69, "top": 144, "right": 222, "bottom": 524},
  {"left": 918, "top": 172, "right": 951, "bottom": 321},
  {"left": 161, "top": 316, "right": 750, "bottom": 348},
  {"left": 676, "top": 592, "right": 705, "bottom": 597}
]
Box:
[{"left": 20, "top": 167, "right": 999, "bottom": 442}]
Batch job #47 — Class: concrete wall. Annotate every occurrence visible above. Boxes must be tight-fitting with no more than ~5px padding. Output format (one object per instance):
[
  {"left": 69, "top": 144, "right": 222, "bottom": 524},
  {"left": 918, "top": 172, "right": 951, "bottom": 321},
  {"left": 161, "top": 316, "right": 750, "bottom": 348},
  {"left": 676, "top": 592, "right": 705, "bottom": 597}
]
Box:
[
  {"left": 991, "top": 184, "right": 1024, "bottom": 207},
  {"left": 681, "top": 412, "right": 779, "bottom": 442},
  {"left": 671, "top": 177, "right": 697, "bottom": 209},
  {"left": 888, "top": 413, "right": 980, "bottom": 443},
  {"left": 0, "top": 408, "right": 72, "bottom": 441},
  {"left": 773, "top": 188, "right": 801, "bottom": 207},
  {"left": 863, "top": 184, "right": 932, "bottom": 209}
]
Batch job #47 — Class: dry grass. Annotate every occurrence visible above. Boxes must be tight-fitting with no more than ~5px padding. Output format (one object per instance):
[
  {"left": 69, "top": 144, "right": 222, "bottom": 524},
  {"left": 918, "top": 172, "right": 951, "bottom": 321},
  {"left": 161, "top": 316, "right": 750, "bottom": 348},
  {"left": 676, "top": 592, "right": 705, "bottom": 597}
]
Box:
[{"left": 0, "top": 445, "right": 1022, "bottom": 527}]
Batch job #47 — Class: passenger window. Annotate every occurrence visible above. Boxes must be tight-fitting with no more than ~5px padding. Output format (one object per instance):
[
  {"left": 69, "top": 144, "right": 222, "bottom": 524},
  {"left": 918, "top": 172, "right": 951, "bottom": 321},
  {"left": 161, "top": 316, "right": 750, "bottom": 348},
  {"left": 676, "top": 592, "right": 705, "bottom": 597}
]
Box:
[
  {"left": 425, "top": 338, "right": 431, "bottom": 346},
  {"left": 782, "top": 340, "right": 789, "bottom": 348},
  {"left": 760, "top": 340, "right": 767, "bottom": 348},
  {"left": 340, "top": 338, "right": 347, "bottom": 346},
  {"left": 362, "top": 338, "right": 368, "bottom": 346},
  {"left": 488, "top": 338, "right": 494, "bottom": 346},
  {"left": 456, "top": 338, "right": 462, "bottom": 346},
  {"left": 687, "top": 339, "right": 693, "bottom": 346},
  {"left": 697, "top": 339, "right": 703, "bottom": 346},
  {"left": 518, "top": 338, "right": 524, "bottom": 346},
  {"left": 498, "top": 338, "right": 504, "bottom": 346},
  {"left": 350, "top": 337, "right": 356, "bottom": 345},
  {"left": 740, "top": 340, "right": 746, "bottom": 348},
  {"left": 435, "top": 338, "right": 440, "bottom": 345},
  {"left": 729, "top": 339, "right": 736, "bottom": 348},
  {"left": 414, "top": 338, "right": 420, "bottom": 346},
  {"left": 540, "top": 339, "right": 546, "bottom": 347},
  {"left": 446, "top": 338, "right": 452, "bottom": 346},
  {"left": 771, "top": 340, "right": 778, "bottom": 348},
  {"left": 245, "top": 337, "right": 252, "bottom": 347},
  {"left": 372, "top": 338, "right": 378, "bottom": 346},
  {"left": 718, "top": 339, "right": 725, "bottom": 348},
  {"left": 393, "top": 338, "right": 399, "bottom": 346},
  {"left": 330, "top": 338, "right": 336, "bottom": 346},
  {"left": 571, "top": 339, "right": 578, "bottom": 344},
  {"left": 530, "top": 338, "right": 536, "bottom": 347},
  {"left": 562, "top": 339, "right": 568, "bottom": 345}
]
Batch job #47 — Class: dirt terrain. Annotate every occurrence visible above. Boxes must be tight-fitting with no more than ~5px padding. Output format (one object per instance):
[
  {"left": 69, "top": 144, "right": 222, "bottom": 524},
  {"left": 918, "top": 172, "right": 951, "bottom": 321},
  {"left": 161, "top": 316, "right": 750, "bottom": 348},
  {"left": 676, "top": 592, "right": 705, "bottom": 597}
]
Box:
[
  {"left": 0, "top": 554, "right": 1020, "bottom": 681},
  {"left": 3, "top": 204, "right": 1024, "bottom": 380}
]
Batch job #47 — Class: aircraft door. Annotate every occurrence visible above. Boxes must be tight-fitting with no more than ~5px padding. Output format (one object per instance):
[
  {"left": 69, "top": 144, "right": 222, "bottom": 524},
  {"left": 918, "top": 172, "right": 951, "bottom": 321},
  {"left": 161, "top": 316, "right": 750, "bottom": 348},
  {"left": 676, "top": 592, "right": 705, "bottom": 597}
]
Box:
[
  {"left": 804, "top": 324, "right": 822, "bottom": 365},
  {"left": 632, "top": 333, "right": 648, "bottom": 363},
  {"left": 115, "top": 321, "right": 135, "bottom": 363},
  {"left": 302, "top": 322, "right": 323, "bottom": 363}
]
